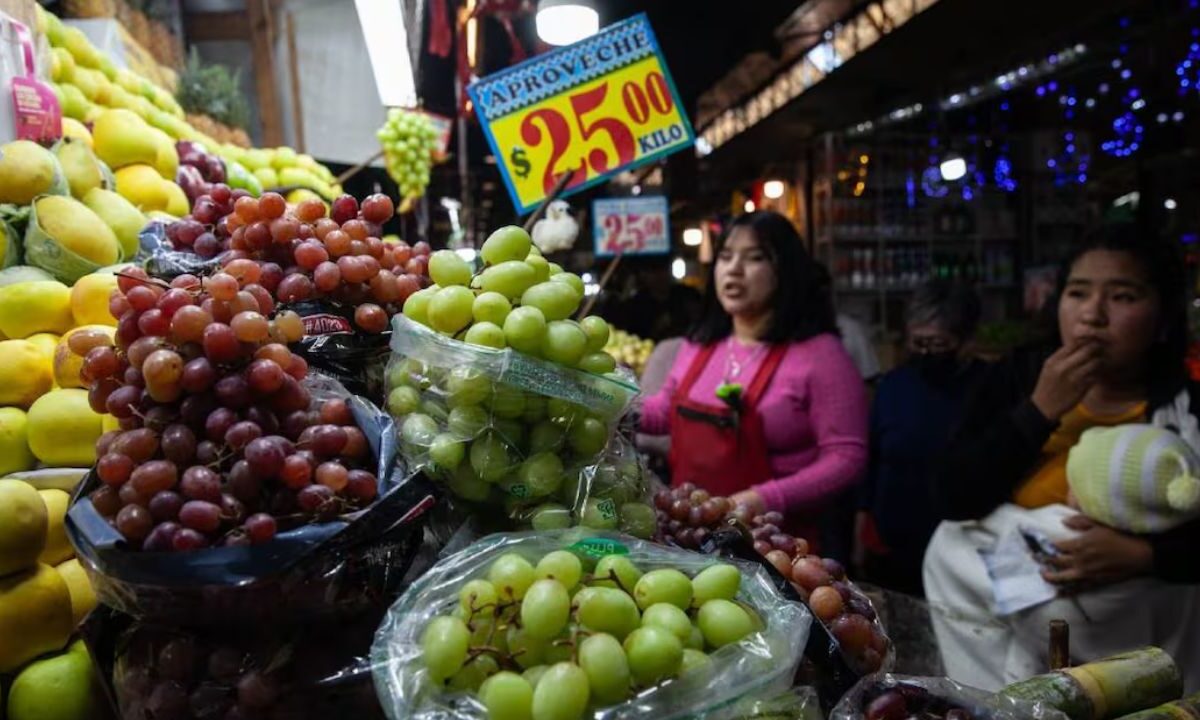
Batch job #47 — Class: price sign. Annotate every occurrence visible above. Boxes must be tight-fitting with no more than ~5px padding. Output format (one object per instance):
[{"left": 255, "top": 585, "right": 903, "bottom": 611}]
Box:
[
  {"left": 468, "top": 13, "right": 693, "bottom": 215},
  {"left": 592, "top": 196, "right": 670, "bottom": 257}
]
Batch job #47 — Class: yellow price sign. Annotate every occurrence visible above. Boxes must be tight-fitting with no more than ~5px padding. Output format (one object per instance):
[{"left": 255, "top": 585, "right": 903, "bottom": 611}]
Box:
[{"left": 468, "top": 13, "right": 694, "bottom": 214}]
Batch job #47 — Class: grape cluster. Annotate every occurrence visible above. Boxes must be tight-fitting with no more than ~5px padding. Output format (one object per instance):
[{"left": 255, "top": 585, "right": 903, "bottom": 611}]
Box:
[
  {"left": 76, "top": 267, "right": 379, "bottom": 551},
  {"left": 377, "top": 109, "right": 438, "bottom": 203},
  {"left": 652, "top": 484, "right": 889, "bottom": 673},
  {"left": 165, "top": 185, "right": 431, "bottom": 335},
  {"left": 115, "top": 620, "right": 385, "bottom": 720},
  {"left": 420, "top": 551, "right": 758, "bottom": 720},
  {"left": 404, "top": 225, "right": 615, "bottom": 374},
  {"left": 862, "top": 683, "right": 976, "bottom": 720}
]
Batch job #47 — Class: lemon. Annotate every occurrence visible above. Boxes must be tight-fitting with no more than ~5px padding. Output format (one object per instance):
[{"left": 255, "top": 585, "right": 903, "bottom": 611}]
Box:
[
  {"left": 0, "top": 281, "right": 74, "bottom": 339},
  {"left": 0, "top": 479, "right": 47, "bottom": 577},
  {"left": 54, "top": 560, "right": 95, "bottom": 626},
  {"left": 69, "top": 273, "right": 119, "bottom": 327},
  {"left": 27, "top": 389, "right": 102, "bottom": 467},
  {"left": 37, "top": 490, "right": 72, "bottom": 566},
  {"left": 0, "top": 564, "right": 73, "bottom": 673},
  {"left": 0, "top": 408, "right": 35, "bottom": 475},
  {"left": 0, "top": 340, "right": 54, "bottom": 407},
  {"left": 53, "top": 325, "right": 114, "bottom": 389}
]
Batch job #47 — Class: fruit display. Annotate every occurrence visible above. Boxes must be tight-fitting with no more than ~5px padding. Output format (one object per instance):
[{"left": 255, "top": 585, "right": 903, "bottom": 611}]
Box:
[
  {"left": 377, "top": 109, "right": 439, "bottom": 208},
  {"left": 653, "top": 483, "right": 890, "bottom": 674},
  {"left": 112, "top": 615, "right": 387, "bottom": 720},
  {"left": 371, "top": 531, "right": 809, "bottom": 720},
  {"left": 36, "top": 4, "right": 340, "bottom": 203},
  {"left": 604, "top": 327, "right": 655, "bottom": 377},
  {"left": 174, "top": 140, "right": 228, "bottom": 203},
  {"left": 68, "top": 263, "right": 382, "bottom": 551},
  {"left": 837, "top": 679, "right": 984, "bottom": 720},
  {"left": 153, "top": 186, "right": 431, "bottom": 339}
]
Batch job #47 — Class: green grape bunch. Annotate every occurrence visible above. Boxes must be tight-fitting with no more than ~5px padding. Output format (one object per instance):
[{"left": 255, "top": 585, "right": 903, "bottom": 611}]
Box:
[
  {"left": 418, "top": 552, "right": 761, "bottom": 720},
  {"left": 377, "top": 109, "right": 439, "bottom": 203}
]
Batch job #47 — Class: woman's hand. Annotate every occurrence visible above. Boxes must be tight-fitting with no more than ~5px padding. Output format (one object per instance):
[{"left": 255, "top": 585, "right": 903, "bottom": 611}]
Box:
[
  {"left": 1031, "top": 341, "right": 1104, "bottom": 421},
  {"left": 731, "top": 489, "right": 766, "bottom": 517},
  {"left": 1041, "top": 514, "right": 1154, "bottom": 589}
]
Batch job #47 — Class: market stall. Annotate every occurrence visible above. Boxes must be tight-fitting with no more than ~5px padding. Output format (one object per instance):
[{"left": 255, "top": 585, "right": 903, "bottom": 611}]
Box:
[{"left": 0, "top": 1, "right": 1196, "bottom": 719}]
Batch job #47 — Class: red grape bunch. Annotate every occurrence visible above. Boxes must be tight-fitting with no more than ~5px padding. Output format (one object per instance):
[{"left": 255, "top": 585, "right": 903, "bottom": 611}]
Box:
[
  {"left": 164, "top": 184, "right": 432, "bottom": 335},
  {"left": 73, "top": 267, "right": 380, "bottom": 552},
  {"left": 652, "top": 483, "right": 890, "bottom": 673}
]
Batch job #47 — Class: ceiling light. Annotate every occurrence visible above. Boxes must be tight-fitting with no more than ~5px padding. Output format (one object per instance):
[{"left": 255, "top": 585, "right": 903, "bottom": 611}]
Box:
[
  {"left": 671, "top": 258, "right": 686, "bottom": 280},
  {"left": 1165, "top": 198, "right": 1178, "bottom": 210},
  {"left": 763, "top": 180, "right": 785, "bottom": 199},
  {"left": 744, "top": 199, "right": 755, "bottom": 213},
  {"left": 536, "top": 0, "right": 599, "bottom": 46},
  {"left": 683, "top": 228, "right": 703, "bottom": 246},
  {"left": 353, "top": 0, "right": 417, "bottom": 107},
  {"left": 939, "top": 155, "right": 967, "bottom": 182}
]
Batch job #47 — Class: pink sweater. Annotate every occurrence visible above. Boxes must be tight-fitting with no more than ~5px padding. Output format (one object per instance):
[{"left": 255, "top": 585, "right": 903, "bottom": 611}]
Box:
[{"left": 640, "top": 334, "right": 868, "bottom": 514}]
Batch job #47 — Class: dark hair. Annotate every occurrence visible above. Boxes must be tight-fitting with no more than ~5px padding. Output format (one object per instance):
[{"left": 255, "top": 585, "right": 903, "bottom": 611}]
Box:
[
  {"left": 1053, "top": 223, "right": 1189, "bottom": 399},
  {"left": 689, "top": 211, "right": 837, "bottom": 344},
  {"left": 905, "top": 279, "right": 982, "bottom": 340}
]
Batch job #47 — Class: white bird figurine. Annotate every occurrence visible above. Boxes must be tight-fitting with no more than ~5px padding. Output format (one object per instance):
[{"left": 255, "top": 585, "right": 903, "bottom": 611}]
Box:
[{"left": 531, "top": 200, "right": 579, "bottom": 253}]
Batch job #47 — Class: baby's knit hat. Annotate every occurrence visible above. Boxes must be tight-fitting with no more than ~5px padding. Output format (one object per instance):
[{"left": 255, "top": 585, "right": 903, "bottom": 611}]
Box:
[{"left": 1066, "top": 424, "right": 1200, "bottom": 533}]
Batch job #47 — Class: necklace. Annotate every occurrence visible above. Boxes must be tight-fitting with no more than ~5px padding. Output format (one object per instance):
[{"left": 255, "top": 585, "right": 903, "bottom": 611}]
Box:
[{"left": 723, "top": 338, "right": 768, "bottom": 383}]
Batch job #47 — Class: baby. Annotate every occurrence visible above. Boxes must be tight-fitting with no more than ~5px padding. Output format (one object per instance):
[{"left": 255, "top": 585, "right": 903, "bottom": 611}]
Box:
[{"left": 1066, "top": 423, "right": 1200, "bottom": 533}]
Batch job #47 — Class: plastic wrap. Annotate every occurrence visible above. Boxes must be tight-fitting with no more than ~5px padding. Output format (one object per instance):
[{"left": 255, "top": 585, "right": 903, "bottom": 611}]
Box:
[
  {"left": 698, "top": 524, "right": 893, "bottom": 708},
  {"left": 65, "top": 375, "right": 439, "bottom": 627},
  {"left": 139, "top": 221, "right": 221, "bottom": 278},
  {"left": 386, "top": 314, "right": 654, "bottom": 532},
  {"left": 831, "top": 675, "right": 1070, "bottom": 720},
  {"left": 371, "top": 529, "right": 812, "bottom": 720},
  {"left": 102, "top": 611, "right": 386, "bottom": 720},
  {"left": 728, "top": 687, "right": 823, "bottom": 720},
  {"left": 292, "top": 298, "right": 393, "bottom": 401}
]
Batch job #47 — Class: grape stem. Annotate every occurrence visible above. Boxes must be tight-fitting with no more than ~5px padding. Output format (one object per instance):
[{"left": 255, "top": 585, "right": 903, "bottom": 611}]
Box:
[{"left": 116, "top": 271, "right": 172, "bottom": 291}]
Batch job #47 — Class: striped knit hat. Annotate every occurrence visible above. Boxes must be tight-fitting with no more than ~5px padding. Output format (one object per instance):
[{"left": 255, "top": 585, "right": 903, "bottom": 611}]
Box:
[{"left": 1067, "top": 424, "right": 1200, "bottom": 533}]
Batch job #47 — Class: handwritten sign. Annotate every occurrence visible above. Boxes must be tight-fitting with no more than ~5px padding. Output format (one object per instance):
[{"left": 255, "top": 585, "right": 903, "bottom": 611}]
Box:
[
  {"left": 592, "top": 196, "right": 669, "bottom": 257},
  {"left": 468, "top": 13, "right": 693, "bottom": 215}
]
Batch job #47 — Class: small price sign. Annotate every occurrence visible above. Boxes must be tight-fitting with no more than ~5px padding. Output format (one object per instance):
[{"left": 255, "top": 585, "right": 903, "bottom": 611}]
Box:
[
  {"left": 468, "top": 13, "right": 693, "bottom": 215},
  {"left": 592, "top": 196, "right": 670, "bottom": 257}
]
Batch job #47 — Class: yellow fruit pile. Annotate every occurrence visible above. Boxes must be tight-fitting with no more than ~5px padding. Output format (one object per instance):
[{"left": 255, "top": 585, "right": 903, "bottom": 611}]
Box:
[
  {"left": 0, "top": 274, "right": 118, "bottom": 475},
  {"left": 605, "top": 328, "right": 656, "bottom": 377},
  {"left": 37, "top": 5, "right": 340, "bottom": 201},
  {"left": 0, "top": 479, "right": 100, "bottom": 720}
]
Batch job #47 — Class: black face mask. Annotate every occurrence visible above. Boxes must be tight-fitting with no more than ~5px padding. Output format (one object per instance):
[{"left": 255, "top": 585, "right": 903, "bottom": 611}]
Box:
[{"left": 910, "top": 351, "right": 961, "bottom": 384}]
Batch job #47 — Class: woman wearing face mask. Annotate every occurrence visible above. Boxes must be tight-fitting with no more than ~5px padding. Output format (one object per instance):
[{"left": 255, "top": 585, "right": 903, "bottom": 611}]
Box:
[
  {"left": 639, "top": 211, "right": 868, "bottom": 532},
  {"left": 924, "top": 224, "right": 1200, "bottom": 692},
  {"left": 857, "top": 280, "right": 984, "bottom": 596}
]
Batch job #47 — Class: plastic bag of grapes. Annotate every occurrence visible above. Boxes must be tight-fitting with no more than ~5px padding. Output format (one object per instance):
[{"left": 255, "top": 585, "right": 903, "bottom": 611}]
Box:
[
  {"left": 140, "top": 221, "right": 224, "bottom": 279},
  {"left": 370, "top": 528, "right": 812, "bottom": 720},
  {"left": 386, "top": 314, "right": 653, "bottom": 533},
  {"left": 102, "top": 610, "right": 390, "bottom": 720},
  {"left": 830, "top": 674, "right": 1069, "bottom": 720},
  {"left": 290, "top": 297, "right": 395, "bottom": 401},
  {"left": 65, "top": 374, "right": 438, "bottom": 628}
]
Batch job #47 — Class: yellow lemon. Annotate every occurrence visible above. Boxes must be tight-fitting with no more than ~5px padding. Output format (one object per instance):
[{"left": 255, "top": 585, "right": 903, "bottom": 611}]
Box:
[
  {"left": 0, "top": 340, "right": 55, "bottom": 407},
  {"left": 69, "top": 273, "right": 119, "bottom": 327},
  {"left": 0, "top": 281, "right": 74, "bottom": 339},
  {"left": 37, "top": 490, "right": 72, "bottom": 566},
  {"left": 54, "top": 559, "right": 96, "bottom": 626},
  {"left": 0, "top": 564, "right": 73, "bottom": 673},
  {"left": 0, "top": 407, "right": 36, "bottom": 475},
  {"left": 0, "top": 479, "right": 47, "bottom": 576},
  {"left": 27, "top": 388, "right": 102, "bottom": 467}
]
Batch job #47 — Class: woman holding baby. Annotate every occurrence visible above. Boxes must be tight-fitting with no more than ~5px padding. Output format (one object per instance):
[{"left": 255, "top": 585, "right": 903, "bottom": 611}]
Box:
[{"left": 924, "top": 223, "right": 1200, "bottom": 692}]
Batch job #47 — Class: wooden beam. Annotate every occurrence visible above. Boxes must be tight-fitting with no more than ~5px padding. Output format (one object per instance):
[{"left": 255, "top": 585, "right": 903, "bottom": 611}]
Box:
[
  {"left": 247, "top": 0, "right": 284, "bottom": 147},
  {"left": 184, "top": 11, "right": 250, "bottom": 43},
  {"left": 285, "top": 11, "right": 305, "bottom": 152}
]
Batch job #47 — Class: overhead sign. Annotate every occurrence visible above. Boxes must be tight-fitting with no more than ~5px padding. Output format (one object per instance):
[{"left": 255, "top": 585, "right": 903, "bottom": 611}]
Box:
[
  {"left": 592, "top": 196, "right": 670, "bottom": 257},
  {"left": 468, "top": 13, "right": 694, "bottom": 215}
]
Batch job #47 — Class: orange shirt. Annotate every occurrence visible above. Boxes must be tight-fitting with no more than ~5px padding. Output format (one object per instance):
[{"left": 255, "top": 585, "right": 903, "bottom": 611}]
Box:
[{"left": 1013, "top": 401, "right": 1147, "bottom": 508}]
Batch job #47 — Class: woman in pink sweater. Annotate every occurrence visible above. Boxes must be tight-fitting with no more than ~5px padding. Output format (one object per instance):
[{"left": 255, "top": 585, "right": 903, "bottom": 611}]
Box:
[{"left": 640, "top": 211, "right": 868, "bottom": 524}]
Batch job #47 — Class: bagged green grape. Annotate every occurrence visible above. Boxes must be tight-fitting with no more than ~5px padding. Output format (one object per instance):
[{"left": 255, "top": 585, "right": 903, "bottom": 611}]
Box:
[
  {"left": 371, "top": 529, "right": 812, "bottom": 720},
  {"left": 387, "top": 314, "right": 650, "bottom": 532}
]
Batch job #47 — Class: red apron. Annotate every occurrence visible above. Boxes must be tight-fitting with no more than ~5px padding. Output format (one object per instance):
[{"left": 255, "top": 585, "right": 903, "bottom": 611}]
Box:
[{"left": 667, "top": 343, "right": 787, "bottom": 496}]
